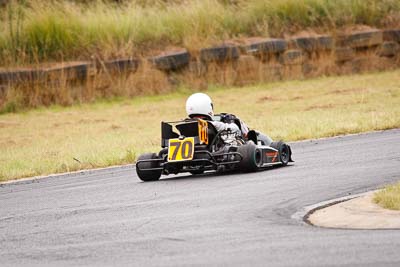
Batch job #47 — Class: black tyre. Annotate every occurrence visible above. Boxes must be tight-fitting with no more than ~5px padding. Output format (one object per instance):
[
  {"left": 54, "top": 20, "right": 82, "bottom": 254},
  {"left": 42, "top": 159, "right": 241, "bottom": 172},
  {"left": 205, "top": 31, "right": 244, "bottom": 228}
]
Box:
[
  {"left": 149, "top": 50, "right": 190, "bottom": 71},
  {"left": 237, "top": 142, "right": 263, "bottom": 172},
  {"left": 200, "top": 45, "right": 240, "bottom": 63},
  {"left": 136, "top": 153, "right": 162, "bottom": 182},
  {"left": 271, "top": 141, "right": 290, "bottom": 166},
  {"left": 244, "top": 38, "right": 287, "bottom": 55},
  {"left": 341, "top": 30, "right": 383, "bottom": 48}
]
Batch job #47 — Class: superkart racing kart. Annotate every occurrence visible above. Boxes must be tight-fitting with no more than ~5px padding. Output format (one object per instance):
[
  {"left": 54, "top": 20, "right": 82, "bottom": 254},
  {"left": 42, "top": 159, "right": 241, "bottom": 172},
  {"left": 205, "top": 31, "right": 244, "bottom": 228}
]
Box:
[{"left": 136, "top": 114, "right": 293, "bottom": 181}]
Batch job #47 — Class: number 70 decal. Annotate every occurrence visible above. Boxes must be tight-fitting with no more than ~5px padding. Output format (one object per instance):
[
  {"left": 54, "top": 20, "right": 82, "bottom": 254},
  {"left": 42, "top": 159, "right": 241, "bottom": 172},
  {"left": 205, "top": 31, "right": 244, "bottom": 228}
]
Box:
[{"left": 168, "top": 137, "right": 195, "bottom": 162}]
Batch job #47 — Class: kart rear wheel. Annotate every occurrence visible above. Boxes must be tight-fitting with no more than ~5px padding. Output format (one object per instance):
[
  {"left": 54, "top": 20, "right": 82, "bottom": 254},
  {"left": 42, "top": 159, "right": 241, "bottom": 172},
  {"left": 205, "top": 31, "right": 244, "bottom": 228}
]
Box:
[
  {"left": 237, "top": 142, "right": 263, "bottom": 172},
  {"left": 136, "top": 153, "right": 162, "bottom": 182},
  {"left": 271, "top": 141, "right": 290, "bottom": 166}
]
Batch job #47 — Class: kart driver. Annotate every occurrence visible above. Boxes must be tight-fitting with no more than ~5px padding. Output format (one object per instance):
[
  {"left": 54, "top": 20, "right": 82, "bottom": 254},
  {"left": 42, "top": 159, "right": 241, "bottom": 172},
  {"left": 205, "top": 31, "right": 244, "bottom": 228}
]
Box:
[{"left": 185, "top": 93, "right": 249, "bottom": 137}]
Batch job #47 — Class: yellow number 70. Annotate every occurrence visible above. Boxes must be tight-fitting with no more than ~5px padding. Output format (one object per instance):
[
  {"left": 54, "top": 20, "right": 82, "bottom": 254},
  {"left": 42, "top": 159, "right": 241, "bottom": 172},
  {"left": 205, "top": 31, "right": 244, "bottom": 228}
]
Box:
[{"left": 169, "top": 140, "right": 193, "bottom": 161}]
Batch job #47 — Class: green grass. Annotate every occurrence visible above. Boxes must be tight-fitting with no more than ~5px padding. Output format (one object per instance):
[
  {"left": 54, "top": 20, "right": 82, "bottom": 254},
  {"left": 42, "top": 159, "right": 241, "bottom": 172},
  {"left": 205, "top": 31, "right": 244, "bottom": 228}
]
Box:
[
  {"left": 374, "top": 182, "right": 400, "bottom": 210},
  {"left": 0, "top": 70, "right": 399, "bottom": 181},
  {"left": 1, "top": 0, "right": 399, "bottom": 65}
]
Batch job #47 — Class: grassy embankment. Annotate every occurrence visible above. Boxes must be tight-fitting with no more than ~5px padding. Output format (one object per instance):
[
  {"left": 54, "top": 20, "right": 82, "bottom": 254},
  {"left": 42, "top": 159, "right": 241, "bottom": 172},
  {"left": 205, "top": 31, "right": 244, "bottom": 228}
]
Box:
[
  {"left": 1, "top": 0, "right": 400, "bottom": 113},
  {"left": 0, "top": 70, "right": 399, "bottom": 181},
  {"left": 1, "top": 0, "right": 400, "bottom": 66},
  {"left": 374, "top": 183, "right": 400, "bottom": 211}
]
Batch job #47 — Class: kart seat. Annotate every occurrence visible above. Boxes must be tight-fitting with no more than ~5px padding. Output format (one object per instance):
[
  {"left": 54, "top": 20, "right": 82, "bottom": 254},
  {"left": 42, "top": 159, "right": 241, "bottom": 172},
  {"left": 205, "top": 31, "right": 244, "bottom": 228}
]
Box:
[{"left": 206, "top": 121, "right": 218, "bottom": 149}]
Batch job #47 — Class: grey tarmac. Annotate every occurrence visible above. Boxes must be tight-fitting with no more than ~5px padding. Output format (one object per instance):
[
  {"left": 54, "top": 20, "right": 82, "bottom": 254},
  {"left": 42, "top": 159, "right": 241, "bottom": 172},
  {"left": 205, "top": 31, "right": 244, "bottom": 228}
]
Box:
[{"left": 1, "top": 129, "right": 400, "bottom": 266}]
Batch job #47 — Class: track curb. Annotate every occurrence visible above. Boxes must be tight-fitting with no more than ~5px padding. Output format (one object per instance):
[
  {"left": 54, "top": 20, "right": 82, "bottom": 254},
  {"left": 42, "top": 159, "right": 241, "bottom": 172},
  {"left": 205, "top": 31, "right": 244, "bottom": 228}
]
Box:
[
  {"left": 291, "top": 191, "right": 367, "bottom": 227},
  {"left": 292, "top": 189, "right": 400, "bottom": 230}
]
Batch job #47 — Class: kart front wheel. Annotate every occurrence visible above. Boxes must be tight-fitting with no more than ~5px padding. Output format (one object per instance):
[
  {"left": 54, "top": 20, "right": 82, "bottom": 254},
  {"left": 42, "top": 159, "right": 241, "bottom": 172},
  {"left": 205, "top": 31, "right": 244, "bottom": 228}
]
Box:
[
  {"left": 271, "top": 141, "right": 290, "bottom": 166},
  {"left": 237, "top": 142, "right": 263, "bottom": 172},
  {"left": 136, "top": 153, "right": 162, "bottom": 182}
]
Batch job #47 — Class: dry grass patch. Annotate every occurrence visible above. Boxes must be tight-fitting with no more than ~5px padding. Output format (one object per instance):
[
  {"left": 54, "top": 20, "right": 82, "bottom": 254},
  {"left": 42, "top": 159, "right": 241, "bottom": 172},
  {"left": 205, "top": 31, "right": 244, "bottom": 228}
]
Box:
[
  {"left": 1, "top": 0, "right": 400, "bottom": 65},
  {"left": 374, "top": 182, "right": 400, "bottom": 210},
  {"left": 0, "top": 70, "right": 399, "bottom": 181}
]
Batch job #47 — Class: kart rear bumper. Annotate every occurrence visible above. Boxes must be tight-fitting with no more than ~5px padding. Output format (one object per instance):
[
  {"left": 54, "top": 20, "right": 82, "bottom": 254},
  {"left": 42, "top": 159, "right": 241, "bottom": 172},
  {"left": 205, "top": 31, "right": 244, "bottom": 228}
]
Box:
[{"left": 136, "top": 150, "right": 242, "bottom": 174}]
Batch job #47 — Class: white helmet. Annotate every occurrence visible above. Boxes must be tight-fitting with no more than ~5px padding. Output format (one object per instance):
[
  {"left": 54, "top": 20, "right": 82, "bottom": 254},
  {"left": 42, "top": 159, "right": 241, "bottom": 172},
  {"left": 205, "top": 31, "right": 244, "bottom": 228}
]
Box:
[{"left": 185, "top": 93, "right": 214, "bottom": 119}]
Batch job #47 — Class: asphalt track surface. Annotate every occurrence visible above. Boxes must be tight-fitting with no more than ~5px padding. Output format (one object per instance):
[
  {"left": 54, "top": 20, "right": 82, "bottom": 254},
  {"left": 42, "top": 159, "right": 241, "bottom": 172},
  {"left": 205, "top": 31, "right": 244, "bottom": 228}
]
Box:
[{"left": 1, "top": 129, "right": 400, "bottom": 267}]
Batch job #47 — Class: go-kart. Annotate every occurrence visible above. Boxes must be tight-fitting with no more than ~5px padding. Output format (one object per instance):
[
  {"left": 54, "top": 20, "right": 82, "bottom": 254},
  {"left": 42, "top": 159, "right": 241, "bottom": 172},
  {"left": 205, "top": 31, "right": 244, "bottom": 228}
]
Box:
[{"left": 136, "top": 114, "right": 293, "bottom": 181}]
